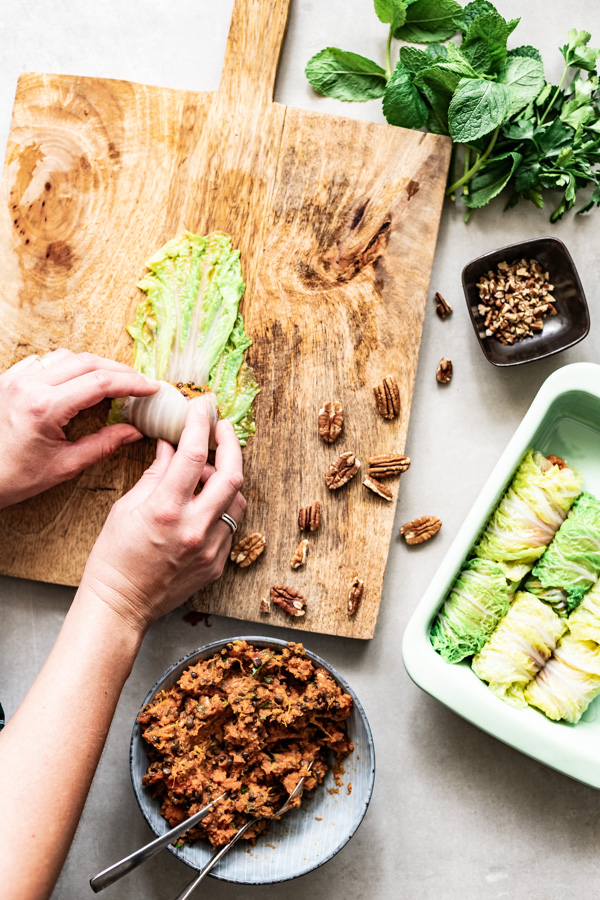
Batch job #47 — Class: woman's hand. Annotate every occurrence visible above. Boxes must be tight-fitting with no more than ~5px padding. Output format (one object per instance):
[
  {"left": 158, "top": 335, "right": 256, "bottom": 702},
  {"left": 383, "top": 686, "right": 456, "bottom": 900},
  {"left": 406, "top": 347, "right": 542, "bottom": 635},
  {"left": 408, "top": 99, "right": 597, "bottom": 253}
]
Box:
[
  {"left": 0, "top": 349, "right": 159, "bottom": 508},
  {"left": 80, "top": 400, "right": 246, "bottom": 633}
]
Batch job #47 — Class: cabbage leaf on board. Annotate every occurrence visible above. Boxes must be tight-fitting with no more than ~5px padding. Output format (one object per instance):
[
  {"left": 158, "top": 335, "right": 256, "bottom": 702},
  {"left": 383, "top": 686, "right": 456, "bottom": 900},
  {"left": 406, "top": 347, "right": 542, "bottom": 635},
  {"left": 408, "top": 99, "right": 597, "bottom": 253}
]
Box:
[
  {"left": 473, "top": 451, "right": 583, "bottom": 582},
  {"left": 472, "top": 591, "right": 566, "bottom": 708}
]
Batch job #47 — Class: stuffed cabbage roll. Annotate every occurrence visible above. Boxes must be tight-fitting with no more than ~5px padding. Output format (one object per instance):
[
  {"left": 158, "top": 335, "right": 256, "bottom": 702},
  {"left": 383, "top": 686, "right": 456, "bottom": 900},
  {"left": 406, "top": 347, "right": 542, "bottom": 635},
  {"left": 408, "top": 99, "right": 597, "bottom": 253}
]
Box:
[
  {"left": 473, "top": 451, "right": 582, "bottom": 582},
  {"left": 430, "top": 558, "right": 512, "bottom": 664},
  {"left": 524, "top": 635, "right": 600, "bottom": 723},
  {"left": 472, "top": 592, "right": 566, "bottom": 708},
  {"left": 567, "top": 579, "right": 600, "bottom": 643},
  {"left": 523, "top": 492, "right": 600, "bottom": 615}
]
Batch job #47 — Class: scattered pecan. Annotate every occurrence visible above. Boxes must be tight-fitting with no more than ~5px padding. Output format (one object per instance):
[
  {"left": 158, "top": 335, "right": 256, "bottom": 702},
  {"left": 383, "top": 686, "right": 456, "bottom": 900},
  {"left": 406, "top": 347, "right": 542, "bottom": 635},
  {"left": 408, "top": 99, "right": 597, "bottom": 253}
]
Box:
[
  {"left": 368, "top": 454, "right": 410, "bottom": 478},
  {"left": 436, "top": 358, "right": 452, "bottom": 384},
  {"left": 400, "top": 515, "right": 442, "bottom": 545},
  {"left": 362, "top": 475, "right": 392, "bottom": 501},
  {"left": 347, "top": 577, "right": 364, "bottom": 617},
  {"left": 318, "top": 400, "right": 343, "bottom": 443},
  {"left": 259, "top": 597, "right": 271, "bottom": 614},
  {"left": 290, "top": 539, "right": 309, "bottom": 569},
  {"left": 270, "top": 585, "right": 307, "bottom": 617},
  {"left": 298, "top": 501, "right": 321, "bottom": 532},
  {"left": 434, "top": 291, "right": 452, "bottom": 319},
  {"left": 373, "top": 375, "right": 400, "bottom": 420},
  {"left": 230, "top": 533, "right": 266, "bottom": 568},
  {"left": 546, "top": 454, "right": 567, "bottom": 470},
  {"left": 325, "top": 451, "right": 361, "bottom": 490}
]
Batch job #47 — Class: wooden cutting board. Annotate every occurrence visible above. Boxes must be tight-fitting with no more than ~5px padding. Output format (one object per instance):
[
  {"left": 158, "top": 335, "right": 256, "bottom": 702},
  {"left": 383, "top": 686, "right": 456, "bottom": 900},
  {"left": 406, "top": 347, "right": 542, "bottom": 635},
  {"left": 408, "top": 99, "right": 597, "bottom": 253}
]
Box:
[{"left": 0, "top": 0, "right": 451, "bottom": 638}]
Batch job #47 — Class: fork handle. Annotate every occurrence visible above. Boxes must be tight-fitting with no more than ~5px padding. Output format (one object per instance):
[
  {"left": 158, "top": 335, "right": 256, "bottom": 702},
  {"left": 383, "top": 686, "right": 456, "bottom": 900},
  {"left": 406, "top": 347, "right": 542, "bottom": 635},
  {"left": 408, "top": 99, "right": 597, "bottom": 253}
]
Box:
[{"left": 172, "top": 819, "right": 255, "bottom": 900}]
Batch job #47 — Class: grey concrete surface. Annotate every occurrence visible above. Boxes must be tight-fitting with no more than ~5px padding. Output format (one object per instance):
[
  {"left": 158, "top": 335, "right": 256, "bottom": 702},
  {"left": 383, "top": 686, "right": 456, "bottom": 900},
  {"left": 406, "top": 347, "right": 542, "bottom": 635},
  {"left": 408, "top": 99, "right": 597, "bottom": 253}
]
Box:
[{"left": 1, "top": 1, "right": 600, "bottom": 898}]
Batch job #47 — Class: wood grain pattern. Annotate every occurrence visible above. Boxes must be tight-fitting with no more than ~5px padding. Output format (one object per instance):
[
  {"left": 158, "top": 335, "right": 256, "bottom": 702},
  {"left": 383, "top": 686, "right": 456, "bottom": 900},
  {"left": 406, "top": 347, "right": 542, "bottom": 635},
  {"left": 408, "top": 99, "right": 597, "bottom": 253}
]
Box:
[{"left": 0, "top": 0, "right": 451, "bottom": 638}]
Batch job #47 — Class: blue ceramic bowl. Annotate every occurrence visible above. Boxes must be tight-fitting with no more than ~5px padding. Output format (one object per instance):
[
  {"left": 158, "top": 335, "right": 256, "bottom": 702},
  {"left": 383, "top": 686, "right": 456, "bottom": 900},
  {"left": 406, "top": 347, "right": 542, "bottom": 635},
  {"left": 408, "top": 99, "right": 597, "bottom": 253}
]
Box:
[{"left": 130, "top": 636, "right": 375, "bottom": 884}]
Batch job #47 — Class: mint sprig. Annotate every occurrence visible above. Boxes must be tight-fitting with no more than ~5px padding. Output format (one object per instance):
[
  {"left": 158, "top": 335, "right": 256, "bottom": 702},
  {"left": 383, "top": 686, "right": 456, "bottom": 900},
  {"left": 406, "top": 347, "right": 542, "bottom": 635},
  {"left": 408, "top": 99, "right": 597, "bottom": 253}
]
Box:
[{"left": 305, "top": 3, "right": 600, "bottom": 221}]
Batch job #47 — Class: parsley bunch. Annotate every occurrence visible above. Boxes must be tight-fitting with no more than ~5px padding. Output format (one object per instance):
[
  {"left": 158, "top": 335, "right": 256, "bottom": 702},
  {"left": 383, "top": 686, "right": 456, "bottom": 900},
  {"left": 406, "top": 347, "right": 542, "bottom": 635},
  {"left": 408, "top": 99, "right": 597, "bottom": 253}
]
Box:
[{"left": 305, "top": 0, "right": 600, "bottom": 221}]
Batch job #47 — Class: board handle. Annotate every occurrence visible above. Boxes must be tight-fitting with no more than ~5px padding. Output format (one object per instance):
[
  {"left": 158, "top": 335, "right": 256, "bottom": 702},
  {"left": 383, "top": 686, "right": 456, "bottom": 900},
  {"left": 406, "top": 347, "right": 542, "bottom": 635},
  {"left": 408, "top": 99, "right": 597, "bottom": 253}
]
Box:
[{"left": 219, "top": 0, "right": 292, "bottom": 104}]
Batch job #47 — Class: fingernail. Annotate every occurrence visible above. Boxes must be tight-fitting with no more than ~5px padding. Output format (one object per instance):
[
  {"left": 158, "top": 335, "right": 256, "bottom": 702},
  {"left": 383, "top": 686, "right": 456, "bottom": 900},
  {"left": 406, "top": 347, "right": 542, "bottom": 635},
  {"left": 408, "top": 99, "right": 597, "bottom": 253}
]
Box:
[
  {"left": 143, "top": 375, "right": 159, "bottom": 388},
  {"left": 123, "top": 431, "right": 143, "bottom": 445}
]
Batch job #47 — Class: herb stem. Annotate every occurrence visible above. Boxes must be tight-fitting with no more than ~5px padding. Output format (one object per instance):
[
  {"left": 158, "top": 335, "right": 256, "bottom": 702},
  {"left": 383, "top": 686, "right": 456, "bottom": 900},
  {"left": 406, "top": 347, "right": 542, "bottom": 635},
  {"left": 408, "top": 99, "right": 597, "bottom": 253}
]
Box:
[
  {"left": 539, "top": 65, "right": 569, "bottom": 126},
  {"left": 385, "top": 27, "right": 393, "bottom": 81},
  {"left": 463, "top": 147, "right": 471, "bottom": 197},
  {"left": 445, "top": 127, "right": 500, "bottom": 195},
  {"left": 448, "top": 144, "right": 457, "bottom": 201}
]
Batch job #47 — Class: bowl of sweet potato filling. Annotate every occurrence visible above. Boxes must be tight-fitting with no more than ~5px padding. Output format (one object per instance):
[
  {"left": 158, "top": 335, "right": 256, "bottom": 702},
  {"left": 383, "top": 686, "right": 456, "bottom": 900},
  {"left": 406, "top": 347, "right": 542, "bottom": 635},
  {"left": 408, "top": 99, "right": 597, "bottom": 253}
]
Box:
[{"left": 130, "top": 637, "right": 375, "bottom": 884}]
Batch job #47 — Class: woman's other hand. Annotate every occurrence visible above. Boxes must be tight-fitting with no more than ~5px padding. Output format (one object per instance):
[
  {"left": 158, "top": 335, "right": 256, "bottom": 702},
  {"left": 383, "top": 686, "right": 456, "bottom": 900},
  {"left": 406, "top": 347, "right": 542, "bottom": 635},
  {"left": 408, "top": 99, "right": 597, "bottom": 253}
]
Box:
[
  {"left": 0, "top": 349, "right": 158, "bottom": 508},
  {"left": 80, "top": 402, "right": 245, "bottom": 632}
]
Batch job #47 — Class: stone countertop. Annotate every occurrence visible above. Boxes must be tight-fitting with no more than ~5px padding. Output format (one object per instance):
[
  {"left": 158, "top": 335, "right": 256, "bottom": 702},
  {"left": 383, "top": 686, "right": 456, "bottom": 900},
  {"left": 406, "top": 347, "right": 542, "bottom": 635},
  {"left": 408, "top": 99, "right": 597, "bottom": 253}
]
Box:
[{"left": 1, "top": 1, "right": 600, "bottom": 897}]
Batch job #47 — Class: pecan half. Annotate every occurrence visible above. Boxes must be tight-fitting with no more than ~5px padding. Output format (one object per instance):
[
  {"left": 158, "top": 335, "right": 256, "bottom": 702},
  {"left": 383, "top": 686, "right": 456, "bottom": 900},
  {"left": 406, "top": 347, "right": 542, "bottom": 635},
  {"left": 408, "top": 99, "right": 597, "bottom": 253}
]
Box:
[
  {"left": 290, "top": 539, "right": 309, "bottom": 569},
  {"left": 436, "top": 358, "right": 452, "bottom": 384},
  {"left": 363, "top": 475, "right": 392, "bottom": 501},
  {"left": 373, "top": 375, "right": 400, "bottom": 420},
  {"left": 259, "top": 597, "right": 271, "bottom": 614},
  {"left": 347, "top": 577, "right": 364, "bottom": 617},
  {"left": 230, "top": 533, "right": 266, "bottom": 568},
  {"left": 325, "top": 452, "right": 361, "bottom": 490},
  {"left": 434, "top": 292, "right": 452, "bottom": 320},
  {"left": 298, "top": 501, "right": 321, "bottom": 532},
  {"left": 368, "top": 454, "right": 410, "bottom": 478},
  {"left": 270, "top": 585, "right": 307, "bottom": 617},
  {"left": 318, "top": 400, "right": 343, "bottom": 443},
  {"left": 400, "top": 515, "right": 441, "bottom": 545}
]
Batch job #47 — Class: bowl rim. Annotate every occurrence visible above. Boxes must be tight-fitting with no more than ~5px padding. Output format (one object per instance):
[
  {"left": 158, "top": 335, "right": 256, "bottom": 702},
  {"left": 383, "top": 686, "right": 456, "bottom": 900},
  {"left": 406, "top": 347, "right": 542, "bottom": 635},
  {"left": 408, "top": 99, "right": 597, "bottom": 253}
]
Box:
[
  {"left": 129, "top": 635, "right": 376, "bottom": 884},
  {"left": 461, "top": 235, "right": 590, "bottom": 367}
]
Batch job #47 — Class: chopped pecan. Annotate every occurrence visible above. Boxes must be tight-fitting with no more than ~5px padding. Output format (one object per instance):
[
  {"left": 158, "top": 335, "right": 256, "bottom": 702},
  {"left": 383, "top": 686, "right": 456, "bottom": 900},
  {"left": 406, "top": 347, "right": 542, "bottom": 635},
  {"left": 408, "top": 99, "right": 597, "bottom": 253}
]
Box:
[
  {"left": 347, "top": 577, "right": 364, "bottom": 616},
  {"left": 436, "top": 358, "right": 452, "bottom": 384},
  {"left": 270, "top": 585, "right": 307, "bottom": 617},
  {"left": 435, "top": 292, "right": 452, "bottom": 319},
  {"left": 318, "top": 400, "right": 343, "bottom": 443},
  {"left": 290, "top": 539, "right": 309, "bottom": 569},
  {"left": 373, "top": 375, "right": 400, "bottom": 420},
  {"left": 400, "top": 515, "right": 441, "bottom": 545},
  {"left": 368, "top": 453, "right": 410, "bottom": 478},
  {"left": 259, "top": 597, "right": 271, "bottom": 614},
  {"left": 298, "top": 501, "right": 321, "bottom": 532},
  {"left": 325, "top": 451, "right": 361, "bottom": 490},
  {"left": 230, "top": 533, "right": 266, "bottom": 568},
  {"left": 362, "top": 475, "right": 392, "bottom": 501}
]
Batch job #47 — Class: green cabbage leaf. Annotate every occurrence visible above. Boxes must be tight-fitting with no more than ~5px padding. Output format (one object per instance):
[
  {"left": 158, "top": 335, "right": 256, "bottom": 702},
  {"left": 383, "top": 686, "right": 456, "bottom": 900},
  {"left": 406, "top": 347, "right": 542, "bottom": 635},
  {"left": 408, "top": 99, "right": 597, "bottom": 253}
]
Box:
[
  {"left": 473, "top": 451, "right": 582, "bottom": 581},
  {"left": 430, "top": 558, "right": 512, "bottom": 664},
  {"left": 524, "top": 634, "right": 600, "bottom": 723},
  {"left": 472, "top": 591, "right": 566, "bottom": 707},
  {"left": 567, "top": 579, "right": 600, "bottom": 643},
  {"left": 524, "top": 492, "right": 600, "bottom": 614}
]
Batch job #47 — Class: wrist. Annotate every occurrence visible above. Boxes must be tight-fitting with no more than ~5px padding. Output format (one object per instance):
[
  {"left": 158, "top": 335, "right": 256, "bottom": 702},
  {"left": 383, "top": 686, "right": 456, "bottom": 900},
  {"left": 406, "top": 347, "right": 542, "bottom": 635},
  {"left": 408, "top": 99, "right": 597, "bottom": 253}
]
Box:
[{"left": 75, "top": 574, "right": 152, "bottom": 647}]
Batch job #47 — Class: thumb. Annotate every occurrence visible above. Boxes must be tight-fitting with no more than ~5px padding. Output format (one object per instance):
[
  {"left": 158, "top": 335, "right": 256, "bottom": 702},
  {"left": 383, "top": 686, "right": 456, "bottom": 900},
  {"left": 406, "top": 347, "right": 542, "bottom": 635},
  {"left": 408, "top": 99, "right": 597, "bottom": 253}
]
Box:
[
  {"left": 60, "top": 424, "right": 143, "bottom": 477},
  {"left": 123, "top": 438, "right": 175, "bottom": 503}
]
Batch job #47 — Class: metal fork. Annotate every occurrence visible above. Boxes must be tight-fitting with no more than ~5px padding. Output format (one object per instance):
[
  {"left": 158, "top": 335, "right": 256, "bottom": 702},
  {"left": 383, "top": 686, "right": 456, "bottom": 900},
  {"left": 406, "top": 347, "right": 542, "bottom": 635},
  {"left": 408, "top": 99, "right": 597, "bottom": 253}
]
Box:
[
  {"left": 89, "top": 791, "right": 228, "bottom": 893},
  {"left": 172, "top": 761, "right": 314, "bottom": 900}
]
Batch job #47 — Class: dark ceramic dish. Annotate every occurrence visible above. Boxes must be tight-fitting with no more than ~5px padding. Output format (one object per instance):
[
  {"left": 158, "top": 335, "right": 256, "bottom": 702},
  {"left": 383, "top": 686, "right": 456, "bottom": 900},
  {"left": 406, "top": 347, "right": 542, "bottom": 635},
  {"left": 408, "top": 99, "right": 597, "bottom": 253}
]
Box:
[
  {"left": 130, "top": 636, "right": 375, "bottom": 884},
  {"left": 462, "top": 237, "right": 590, "bottom": 367}
]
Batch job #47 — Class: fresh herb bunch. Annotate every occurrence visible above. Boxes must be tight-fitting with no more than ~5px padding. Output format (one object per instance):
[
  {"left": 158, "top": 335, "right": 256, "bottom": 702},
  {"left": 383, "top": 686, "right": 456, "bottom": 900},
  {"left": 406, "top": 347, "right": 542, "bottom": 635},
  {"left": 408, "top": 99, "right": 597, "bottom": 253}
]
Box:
[{"left": 305, "top": 0, "right": 600, "bottom": 221}]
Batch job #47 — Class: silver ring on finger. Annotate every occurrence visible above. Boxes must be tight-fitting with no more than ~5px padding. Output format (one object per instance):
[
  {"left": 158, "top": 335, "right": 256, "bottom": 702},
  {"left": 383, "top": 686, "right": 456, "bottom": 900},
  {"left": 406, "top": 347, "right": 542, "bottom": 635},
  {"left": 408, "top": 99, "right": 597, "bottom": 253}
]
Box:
[{"left": 219, "top": 513, "right": 237, "bottom": 534}]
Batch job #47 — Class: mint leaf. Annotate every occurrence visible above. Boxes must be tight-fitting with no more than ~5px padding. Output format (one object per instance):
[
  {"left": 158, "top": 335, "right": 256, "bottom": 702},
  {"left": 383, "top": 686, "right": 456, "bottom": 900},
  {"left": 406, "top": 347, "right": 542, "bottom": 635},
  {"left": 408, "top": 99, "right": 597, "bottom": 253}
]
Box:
[
  {"left": 305, "top": 48, "right": 387, "bottom": 101},
  {"left": 503, "top": 119, "right": 535, "bottom": 141},
  {"left": 374, "top": 0, "right": 407, "bottom": 34},
  {"left": 400, "top": 46, "right": 438, "bottom": 74},
  {"left": 448, "top": 78, "right": 511, "bottom": 141},
  {"left": 415, "top": 59, "right": 479, "bottom": 99},
  {"left": 395, "top": 0, "right": 463, "bottom": 43},
  {"left": 460, "top": 0, "right": 496, "bottom": 32},
  {"left": 427, "top": 43, "right": 449, "bottom": 60},
  {"left": 508, "top": 45, "right": 543, "bottom": 63},
  {"left": 560, "top": 29, "right": 600, "bottom": 73},
  {"left": 499, "top": 57, "right": 545, "bottom": 116},
  {"left": 464, "top": 151, "right": 523, "bottom": 208},
  {"left": 462, "top": 11, "right": 520, "bottom": 75},
  {"left": 382, "top": 61, "right": 429, "bottom": 128}
]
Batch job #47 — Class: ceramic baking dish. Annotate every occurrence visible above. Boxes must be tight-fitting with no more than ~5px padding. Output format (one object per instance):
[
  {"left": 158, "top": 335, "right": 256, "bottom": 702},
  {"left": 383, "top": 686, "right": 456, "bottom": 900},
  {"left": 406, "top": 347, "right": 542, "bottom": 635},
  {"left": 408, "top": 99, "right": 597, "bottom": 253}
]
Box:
[{"left": 402, "top": 362, "right": 600, "bottom": 788}]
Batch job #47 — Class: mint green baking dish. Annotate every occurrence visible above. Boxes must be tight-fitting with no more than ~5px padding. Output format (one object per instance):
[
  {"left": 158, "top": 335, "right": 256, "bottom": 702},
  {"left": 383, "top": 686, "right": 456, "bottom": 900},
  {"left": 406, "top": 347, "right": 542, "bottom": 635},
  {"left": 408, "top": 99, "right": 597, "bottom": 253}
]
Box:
[{"left": 402, "top": 362, "right": 600, "bottom": 789}]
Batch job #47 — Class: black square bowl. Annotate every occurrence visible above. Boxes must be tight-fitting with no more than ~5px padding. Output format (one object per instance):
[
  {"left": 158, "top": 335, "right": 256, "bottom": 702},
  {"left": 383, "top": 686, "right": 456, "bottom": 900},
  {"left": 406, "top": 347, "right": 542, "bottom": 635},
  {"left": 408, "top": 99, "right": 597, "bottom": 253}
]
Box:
[{"left": 462, "top": 236, "right": 590, "bottom": 367}]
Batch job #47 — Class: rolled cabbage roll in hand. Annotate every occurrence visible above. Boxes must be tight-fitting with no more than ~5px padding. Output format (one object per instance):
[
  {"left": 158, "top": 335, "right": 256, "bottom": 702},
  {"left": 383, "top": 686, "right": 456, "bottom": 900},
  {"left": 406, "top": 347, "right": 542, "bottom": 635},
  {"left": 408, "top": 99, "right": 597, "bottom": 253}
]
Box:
[
  {"left": 567, "top": 579, "right": 600, "bottom": 643},
  {"left": 524, "top": 634, "right": 600, "bottom": 724},
  {"left": 474, "top": 451, "right": 582, "bottom": 582},
  {"left": 523, "top": 492, "right": 600, "bottom": 615},
  {"left": 430, "top": 558, "right": 512, "bottom": 664},
  {"left": 472, "top": 592, "right": 566, "bottom": 708},
  {"left": 109, "top": 231, "right": 260, "bottom": 447}
]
